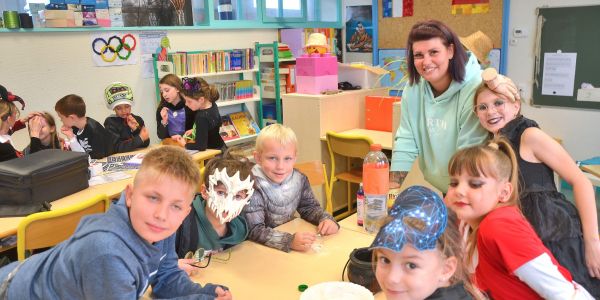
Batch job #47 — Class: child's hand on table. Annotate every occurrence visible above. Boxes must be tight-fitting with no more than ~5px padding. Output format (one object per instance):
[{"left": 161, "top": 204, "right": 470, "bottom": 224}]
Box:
[
  {"left": 291, "top": 232, "right": 316, "bottom": 252},
  {"left": 215, "top": 286, "right": 232, "bottom": 300},
  {"left": 177, "top": 258, "right": 198, "bottom": 276},
  {"left": 317, "top": 219, "right": 338, "bottom": 235}
]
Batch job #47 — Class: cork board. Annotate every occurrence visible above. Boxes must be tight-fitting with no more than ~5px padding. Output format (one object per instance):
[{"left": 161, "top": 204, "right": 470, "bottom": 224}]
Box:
[{"left": 378, "top": 0, "right": 504, "bottom": 49}]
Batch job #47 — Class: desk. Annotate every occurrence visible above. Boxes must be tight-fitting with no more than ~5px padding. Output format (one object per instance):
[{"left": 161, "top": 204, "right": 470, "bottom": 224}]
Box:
[
  {"left": 191, "top": 218, "right": 375, "bottom": 299},
  {"left": 0, "top": 148, "right": 221, "bottom": 240},
  {"left": 320, "top": 128, "right": 393, "bottom": 151},
  {"left": 582, "top": 165, "right": 600, "bottom": 179}
]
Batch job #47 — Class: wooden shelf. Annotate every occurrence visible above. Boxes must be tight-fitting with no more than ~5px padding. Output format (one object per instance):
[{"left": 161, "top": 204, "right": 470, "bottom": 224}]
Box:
[
  {"left": 216, "top": 96, "right": 261, "bottom": 107},
  {"left": 224, "top": 134, "right": 258, "bottom": 146},
  {"left": 178, "top": 68, "right": 258, "bottom": 78}
]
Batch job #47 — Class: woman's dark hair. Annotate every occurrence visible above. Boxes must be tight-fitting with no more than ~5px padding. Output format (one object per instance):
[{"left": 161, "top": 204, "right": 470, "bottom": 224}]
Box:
[{"left": 406, "top": 20, "right": 468, "bottom": 85}]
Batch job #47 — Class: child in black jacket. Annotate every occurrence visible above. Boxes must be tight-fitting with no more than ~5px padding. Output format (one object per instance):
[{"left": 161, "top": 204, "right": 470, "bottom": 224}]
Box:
[{"left": 103, "top": 82, "right": 149, "bottom": 153}]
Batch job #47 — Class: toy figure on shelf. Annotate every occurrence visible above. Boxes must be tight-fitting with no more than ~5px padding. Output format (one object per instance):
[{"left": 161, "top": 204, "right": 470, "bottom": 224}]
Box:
[{"left": 304, "top": 33, "right": 330, "bottom": 55}]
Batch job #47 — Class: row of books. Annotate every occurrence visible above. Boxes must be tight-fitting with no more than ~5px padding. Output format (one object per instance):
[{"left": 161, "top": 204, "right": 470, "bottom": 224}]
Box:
[
  {"left": 214, "top": 80, "right": 254, "bottom": 101},
  {"left": 219, "top": 111, "right": 261, "bottom": 142},
  {"left": 168, "top": 48, "right": 255, "bottom": 76}
]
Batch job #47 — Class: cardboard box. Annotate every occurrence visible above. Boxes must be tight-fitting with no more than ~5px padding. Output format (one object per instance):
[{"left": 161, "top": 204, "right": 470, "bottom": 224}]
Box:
[
  {"left": 365, "top": 96, "right": 401, "bottom": 132},
  {"left": 43, "top": 18, "right": 76, "bottom": 27},
  {"left": 39, "top": 9, "right": 75, "bottom": 20},
  {"left": 338, "top": 63, "right": 386, "bottom": 89}
]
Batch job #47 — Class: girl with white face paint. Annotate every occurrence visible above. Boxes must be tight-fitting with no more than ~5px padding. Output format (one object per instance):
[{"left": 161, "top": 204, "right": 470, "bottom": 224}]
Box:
[{"left": 174, "top": 153, "right": 255, "bottom": 276}]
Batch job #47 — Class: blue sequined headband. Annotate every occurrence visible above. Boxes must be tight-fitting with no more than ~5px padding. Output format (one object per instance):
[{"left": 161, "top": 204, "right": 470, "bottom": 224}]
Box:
[{"left": 370, "top": 186, "right": 447, "bottom": 252}]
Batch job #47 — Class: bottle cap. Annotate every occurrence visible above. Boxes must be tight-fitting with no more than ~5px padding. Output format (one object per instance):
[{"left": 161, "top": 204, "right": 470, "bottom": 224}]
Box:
[
  {"left": 298, "top": 284, "right": 308, "bottom": 292},
  {"left": 369, "top": 144, "right": 382, "bottom": 151}
]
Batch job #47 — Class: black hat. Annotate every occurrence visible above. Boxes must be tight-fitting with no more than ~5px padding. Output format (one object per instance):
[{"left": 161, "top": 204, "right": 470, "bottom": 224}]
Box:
[{"left": 0, "top": 84, "right": 25, "bottom": 110}]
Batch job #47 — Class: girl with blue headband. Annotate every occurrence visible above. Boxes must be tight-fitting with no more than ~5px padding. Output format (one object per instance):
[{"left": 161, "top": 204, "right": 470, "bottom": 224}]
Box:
[{"left": 370, "top": 186, "right": 480, "bottom": 299}]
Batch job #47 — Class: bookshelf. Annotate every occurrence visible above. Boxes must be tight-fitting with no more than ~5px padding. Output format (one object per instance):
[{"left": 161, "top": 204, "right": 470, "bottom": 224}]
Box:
[
  {"left": 152, "top": 47, "right": 263, "bottom": 147},
  {"left": 255, "top": 41, "right": 296, "bottom": 126},
  {"left": 225, "top": 134, "right": 258, "bottom": 146}
]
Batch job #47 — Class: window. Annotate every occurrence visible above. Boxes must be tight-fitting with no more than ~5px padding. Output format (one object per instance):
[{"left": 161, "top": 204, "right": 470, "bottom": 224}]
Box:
[
  {"left": 213, "top": 0, "right": 257, "bottom": 21},
  {"left": 263, "top": 0, "right": 305, "bottom": 21}
]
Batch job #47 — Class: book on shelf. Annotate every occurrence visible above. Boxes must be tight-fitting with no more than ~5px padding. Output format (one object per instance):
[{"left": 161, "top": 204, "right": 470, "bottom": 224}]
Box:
[
  {"left": 263, "top": 118, "right": 278, "bottom": 126},
  {"left": 228, "top": 141, "right": 255, "bottom": 159},
  {"left": 229, "top": 111, "right": 260, "bottom": 137},
  {"left": 286, "top": 64, "right": 296, "bottom": 93},
  {"left": 219, "top": 115, "right": 240, "bottom": 141},
  {"left": 166, "top": 48, "right": 255, "bottom": 76}
]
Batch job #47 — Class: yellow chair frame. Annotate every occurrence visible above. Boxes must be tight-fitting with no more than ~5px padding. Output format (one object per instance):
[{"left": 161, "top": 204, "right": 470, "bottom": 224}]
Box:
[
  {"left": 325, "top": 131, "right": 373, "bottom": 220},
  {"left": 294, "top": 161, "right": 332, "bottom": 214},
  {"left": 17, "top": 194, "right": 110, "bottom": 261}
]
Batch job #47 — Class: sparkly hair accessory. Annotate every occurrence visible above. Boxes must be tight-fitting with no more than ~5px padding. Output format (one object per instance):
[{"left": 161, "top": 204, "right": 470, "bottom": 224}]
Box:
[
  {"left": 0, "top": 84, "right": 25, "bottom": 110},
  {"left": 370, "top": 186, "right": 447, "bottom": 252},
  {"left": 182, "top": 77, "right": 201, "bottom": 93}
]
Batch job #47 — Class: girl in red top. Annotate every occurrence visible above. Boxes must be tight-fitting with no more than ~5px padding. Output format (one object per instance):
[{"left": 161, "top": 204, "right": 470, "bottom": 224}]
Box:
[{"left": 445, "top": 137, "right": 593, "bottom": 299}]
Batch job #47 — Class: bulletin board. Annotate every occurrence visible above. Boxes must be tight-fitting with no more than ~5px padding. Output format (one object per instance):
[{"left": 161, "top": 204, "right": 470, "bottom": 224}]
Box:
[
  {"left": 377, "top": 0, "right": 504, "bottom": 49},
  {"left": 532, "top": 5, "right": 600, "bottom": 110}
]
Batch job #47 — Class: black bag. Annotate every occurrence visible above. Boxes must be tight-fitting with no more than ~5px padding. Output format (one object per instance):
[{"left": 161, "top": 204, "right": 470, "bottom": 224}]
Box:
[{"left": 0, "top": 150, "right": 89, "bottom": 217}]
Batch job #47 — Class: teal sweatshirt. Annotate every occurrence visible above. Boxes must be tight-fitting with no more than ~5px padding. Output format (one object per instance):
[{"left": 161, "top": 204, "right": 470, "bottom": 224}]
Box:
[
  {"left": 391, "top": 52, "right": 488, "bottom": 192},
  {"left": 192, "top": 196, "right": 248, "bottom": 253}
]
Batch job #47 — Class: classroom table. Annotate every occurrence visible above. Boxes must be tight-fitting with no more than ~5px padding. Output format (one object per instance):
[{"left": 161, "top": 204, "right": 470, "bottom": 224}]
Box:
[
  {"left": 581, "top": 165, "right": 600, "bottom": 179},
  {"left": 320, "top": 128, "right": 393, "bottom": 151},
  {"left": 0, "top": 147, "right": 221, "bottom": 240},
  {"left": 338, "top": 213, "right": 374, "bottom": 236},
  {"left": 191, "top": 218, "right": 376, "bottom": 299}
]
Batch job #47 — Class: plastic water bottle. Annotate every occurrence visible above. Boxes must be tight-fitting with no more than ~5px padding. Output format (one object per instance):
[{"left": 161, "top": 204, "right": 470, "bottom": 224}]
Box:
[
  {"left": 356, "top": 183, "right": 365, "bottom": 226},
  {"left": 363, "top": 144, "right": 389, "bottom": 234}
]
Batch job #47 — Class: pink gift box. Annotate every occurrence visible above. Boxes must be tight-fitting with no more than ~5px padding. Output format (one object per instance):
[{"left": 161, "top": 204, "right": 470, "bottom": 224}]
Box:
[
  {"left": 97, "top": 18, "right": 111, "bottom": 27},
  {"left": 296, "top": 74, "right": 338, "bottom": 95},
  {"left": 296, "top": 53, "right": 338, "bottom": 77}
]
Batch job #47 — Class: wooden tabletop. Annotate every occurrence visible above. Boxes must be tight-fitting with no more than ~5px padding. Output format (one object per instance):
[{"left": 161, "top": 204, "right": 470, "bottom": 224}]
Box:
[
  {"left": 0, "top": 147, "right": 221, "bottom": 240},
  {"left": 320, "top": 128, "right": 393, "bottom": 150},
  {"left": 191, "top": 218, "right": 375, "bottom": 299},
  {"left": 581, "top": 165, "right": 600, "bottom": 179}
]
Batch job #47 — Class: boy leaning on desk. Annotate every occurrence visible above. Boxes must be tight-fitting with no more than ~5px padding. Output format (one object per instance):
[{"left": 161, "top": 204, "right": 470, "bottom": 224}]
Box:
[{"left": 0, "top": 146, "right": 232, "bottom": 300}]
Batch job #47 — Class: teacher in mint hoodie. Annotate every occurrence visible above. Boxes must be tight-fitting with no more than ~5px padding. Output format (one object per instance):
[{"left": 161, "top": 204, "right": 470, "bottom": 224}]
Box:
[{"left": 390, "top": 20, "right": 488, "bottom": 193}]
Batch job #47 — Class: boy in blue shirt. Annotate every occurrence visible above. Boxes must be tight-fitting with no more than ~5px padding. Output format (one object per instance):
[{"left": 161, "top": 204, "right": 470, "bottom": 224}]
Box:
[{"left": 0, "top": 146, "right": 232, "bottom": 300}]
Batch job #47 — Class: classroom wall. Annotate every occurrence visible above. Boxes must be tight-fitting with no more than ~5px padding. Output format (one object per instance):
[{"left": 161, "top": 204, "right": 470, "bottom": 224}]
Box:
[
  {"left": 0, "top": 29, "right": 278, "bottom": 149},
  {"left": 507, "top": 0, "right": 600, "bottom": 160}
]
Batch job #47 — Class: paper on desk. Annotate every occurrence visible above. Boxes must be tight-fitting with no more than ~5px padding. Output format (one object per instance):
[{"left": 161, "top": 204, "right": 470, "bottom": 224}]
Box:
[
  {"left": 541, "top": 52, "right": 577, "bottom": 96},
  {"left": 89, "top": 171, "right": 132, "bottom": 186}
]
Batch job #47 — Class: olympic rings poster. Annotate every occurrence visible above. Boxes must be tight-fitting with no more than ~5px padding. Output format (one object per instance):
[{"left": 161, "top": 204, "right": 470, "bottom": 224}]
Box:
[{"left": 90, "top": 32, "right": 139, "bottom": 67}]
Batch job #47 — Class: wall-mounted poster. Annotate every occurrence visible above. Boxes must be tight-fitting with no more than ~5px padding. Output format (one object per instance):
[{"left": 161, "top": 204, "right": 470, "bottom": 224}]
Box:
[
  {"left": 121, "top": 0, "right": 202, "bottom": 26},
  {"left": 378, "top": 49, "right": 408, "bottom": 94},
  {"left": 346, "top": 5, "right": 373, "bottom": 53}
]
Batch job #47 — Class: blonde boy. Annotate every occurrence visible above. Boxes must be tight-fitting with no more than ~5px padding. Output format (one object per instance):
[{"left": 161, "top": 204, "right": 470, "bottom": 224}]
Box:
[
  {"left": 0, "top": 147, "right": 231, "bottom": 300},
  {"left": 243, "top": 124, "right": 339, "bottom": 252}
]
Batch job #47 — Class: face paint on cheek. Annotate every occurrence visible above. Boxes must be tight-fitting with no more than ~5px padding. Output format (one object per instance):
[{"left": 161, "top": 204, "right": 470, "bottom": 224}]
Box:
[{"left": 206, "top": 168, "right": 255, "bottom": 224}]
